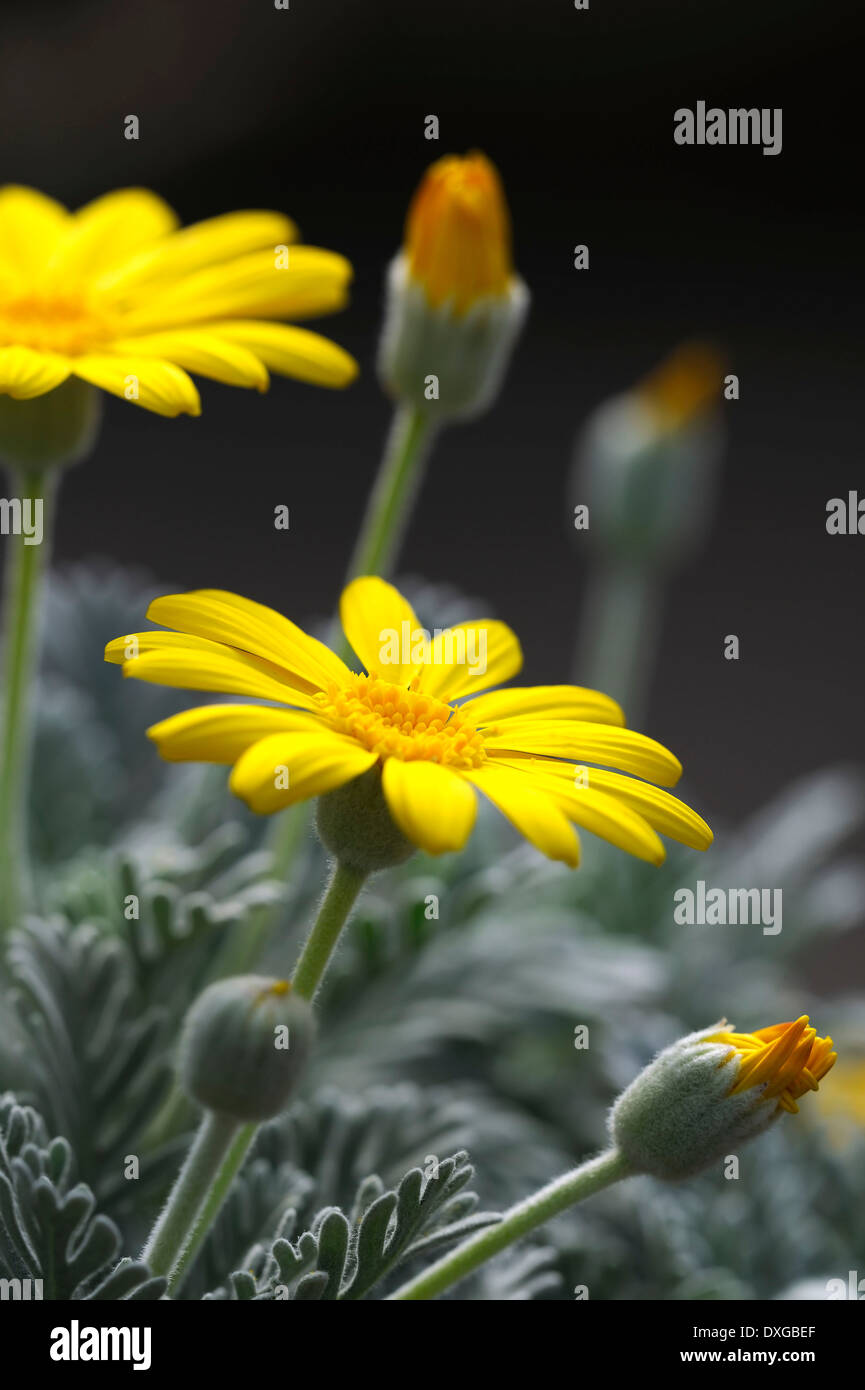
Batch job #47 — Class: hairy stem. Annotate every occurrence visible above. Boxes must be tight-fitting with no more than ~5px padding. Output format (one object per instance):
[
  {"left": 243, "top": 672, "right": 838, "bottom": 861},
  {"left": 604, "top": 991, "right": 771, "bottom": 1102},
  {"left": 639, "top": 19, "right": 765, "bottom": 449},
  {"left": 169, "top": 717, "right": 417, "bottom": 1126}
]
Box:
[
  {"left": 169, "top": 1121, "right": 258, "bottom": 1294},
  {"left": 291, "top": 860, "right": 367, "bottom": 1000},
  {"left": 141, "top": 1111, "right": 252, "bottom": 1291},
  {"left": 389, "top": 1148, "right": 632, "bottom": 1300}
]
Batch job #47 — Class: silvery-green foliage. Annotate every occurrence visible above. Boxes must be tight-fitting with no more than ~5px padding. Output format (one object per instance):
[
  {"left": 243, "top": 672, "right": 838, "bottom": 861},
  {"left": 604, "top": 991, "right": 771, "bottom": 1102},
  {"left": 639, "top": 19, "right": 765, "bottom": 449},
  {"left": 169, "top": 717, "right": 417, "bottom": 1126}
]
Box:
[
  {"left": 203, "top": 1149, "right": 495, "bottom": 1300},
  {"left": 0, "top": 839, "right": 284, "bottom": 1225},
  {"left": 183, "top": 1083, "right": 560, "bottom": 1300},
  {"left": 0, "top": 1095, "right": 164, "bottom": 1300},
  {"left": 2, "top": 917, "right": 175, "bottom": 1220}
]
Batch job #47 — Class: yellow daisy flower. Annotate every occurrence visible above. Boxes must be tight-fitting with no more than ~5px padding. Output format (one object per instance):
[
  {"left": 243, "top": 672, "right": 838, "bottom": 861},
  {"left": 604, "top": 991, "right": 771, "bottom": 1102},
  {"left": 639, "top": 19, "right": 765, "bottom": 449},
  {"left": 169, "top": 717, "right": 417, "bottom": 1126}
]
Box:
[
  {"left": 105, "top": 576, "right": 712, "bottom": 866},
  {"left": 707, "top": 1017, "right": 837, "bottom": 1115},
  {"left": 0, "top": 185, "right": 357, "bottom": 417}
]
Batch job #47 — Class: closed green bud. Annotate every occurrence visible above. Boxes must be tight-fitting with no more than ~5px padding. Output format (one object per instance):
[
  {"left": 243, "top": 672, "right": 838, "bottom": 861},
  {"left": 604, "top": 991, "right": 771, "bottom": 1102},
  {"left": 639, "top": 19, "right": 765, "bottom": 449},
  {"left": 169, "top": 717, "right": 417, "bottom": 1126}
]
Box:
[
  {"left": 610, "top": 1016, "right": 836, "bottom": 1181},
  {"left": 179, "top": 976, "right": 315, "bottom": 1122}
]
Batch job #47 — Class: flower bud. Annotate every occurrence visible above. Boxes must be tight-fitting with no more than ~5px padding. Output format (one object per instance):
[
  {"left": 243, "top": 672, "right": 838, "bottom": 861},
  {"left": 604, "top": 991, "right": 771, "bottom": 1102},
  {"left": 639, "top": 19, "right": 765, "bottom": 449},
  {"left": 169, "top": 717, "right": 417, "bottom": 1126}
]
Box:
[
  {"left": 610, "top": 1016, "right": 836, "bottom": 1180},
  {"left": 378, "top": 151, "right": 529, "bottom": 421},
  {"left": 316, "top": 765, "right": 415, "bottom": 873},
  {"left": 179, "top": 976, "right": 315, "bottom": 1122},
  {"left": 570, "top": 342, "right": 725, "bottom": 571}
]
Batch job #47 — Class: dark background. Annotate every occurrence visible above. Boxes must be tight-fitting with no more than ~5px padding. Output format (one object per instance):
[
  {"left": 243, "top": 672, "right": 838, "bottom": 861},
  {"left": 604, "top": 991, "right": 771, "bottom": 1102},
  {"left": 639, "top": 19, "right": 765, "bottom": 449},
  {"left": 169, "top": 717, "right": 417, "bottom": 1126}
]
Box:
[{"left": 1, "top": 0, "right": 862, "bottom": 828}]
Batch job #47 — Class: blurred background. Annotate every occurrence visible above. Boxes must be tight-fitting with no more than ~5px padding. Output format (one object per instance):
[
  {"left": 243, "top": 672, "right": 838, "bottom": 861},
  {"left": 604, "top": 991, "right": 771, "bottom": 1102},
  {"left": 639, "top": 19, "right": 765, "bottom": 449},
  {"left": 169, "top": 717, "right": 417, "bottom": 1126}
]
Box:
[{"left": 1, "top": 0, "right": 863, "bottom": 886}]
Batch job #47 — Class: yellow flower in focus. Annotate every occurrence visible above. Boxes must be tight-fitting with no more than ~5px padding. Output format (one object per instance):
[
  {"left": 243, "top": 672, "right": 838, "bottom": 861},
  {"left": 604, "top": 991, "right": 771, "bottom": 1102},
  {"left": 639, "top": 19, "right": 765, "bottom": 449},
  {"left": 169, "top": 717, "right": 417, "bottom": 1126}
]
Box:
[
  {"left": 405, "top": 152, "right": 513, "bottom": 314},
  {"left": 0, "top": 185, "right": 357, "bottom": 417},
  {"left": 707, "top": 1017, "right": 837, "bottom": 1114},
  {"left": 105, "top": 576, "right": 712, "bottom": 866}
]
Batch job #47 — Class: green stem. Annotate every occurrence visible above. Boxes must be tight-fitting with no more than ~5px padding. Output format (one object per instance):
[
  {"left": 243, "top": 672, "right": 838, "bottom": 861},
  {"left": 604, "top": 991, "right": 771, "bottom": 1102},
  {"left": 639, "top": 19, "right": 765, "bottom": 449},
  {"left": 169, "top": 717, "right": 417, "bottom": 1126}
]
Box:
[
  {"left": 576, "top": 563, "right": 661, "bottom": 730},
  {"left": 145, "top": 858, "right": 366, "bottom": 1150},
  {"left": 263, "top": 404, "right": 436, "bottom": 949},
  {"left": 144, "top": 863, "right": 366, "bottom": 1281},
  {"left": 169, "top": 1120, "right": 258, "bottom": 1293},
  {"left": 389, "top": 1148, "right": 631, "bottom": 1301},
  {"left": 345, "top": 401, "right": 437, "bottom": 586},
  {"left": 291, "top": 860, "right": 367, "bottom": 1000},
  {"left": 0, "top": 465, "right": 56, "bottom": 929},
  {"left": 141, "top": 1111, "right": 251, "bottom": 1292}
]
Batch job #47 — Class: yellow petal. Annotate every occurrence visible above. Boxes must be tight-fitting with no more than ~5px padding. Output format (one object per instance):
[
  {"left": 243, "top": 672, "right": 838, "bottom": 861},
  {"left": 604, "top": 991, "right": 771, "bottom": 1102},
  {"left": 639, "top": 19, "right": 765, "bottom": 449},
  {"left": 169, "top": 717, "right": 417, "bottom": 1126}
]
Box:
[
  {"left": 51, "top": 188, "right": 178, "bottom": 278},
  {"left": 482, "top": 720, "right": 683, "bottom": 787},
  {"left": 731, "top": 1019, "right": 813, "bottom": 1095},
  {"left": 148, "top": 703, "right": 325, "bottom": 762},
  {"left": 210, "top": 320, "right": 358, "bottom": 388},
  {"left": 464, "top": 763, "right": 579, "bottom": 867},
  {"left": 107, "top": 330, "right": 269, "bottom": 390},
  {"left": 0, "top": 346, "right": 69, "bottom": 399},
  {"left": 147, "top": 590, "right": 351, "bottom": 695},
  {"left": 230, "top": 730, "right": 376, "bottom": 814},
  {"left": 462, "top": 684, "right": 624, "bottom": 727},
  {"left": 71, "top": 355, "right": 201, "bottom": 417},
  {"left": 494, "top": 758, "right": 712, "bottom": 850},
  {"left": 95, "top": 211, "right": 299, "bottom": 294},
  {"left": 339, "top": 577, "right": 423, "bottom": 685},
  {"left": 108, "top": 633, "right": 321, "bottom": 708},
  {"left": 381, "top": 759, "right": 477, "bottom": 855},
  {"left": 117, "top": 246, "right": 353, "bottom": 333},
  {"left": 511, "top": 766, "right": 665, "bottom": 864},
  {"left": 0, "top": 185, "right": 69, "bottom": 276},
  {"left": 418, "top": 620, "right": 523, "bottom": 702},
  {"left": 405, "top": 153, "right": 513, "bottom": 312}
]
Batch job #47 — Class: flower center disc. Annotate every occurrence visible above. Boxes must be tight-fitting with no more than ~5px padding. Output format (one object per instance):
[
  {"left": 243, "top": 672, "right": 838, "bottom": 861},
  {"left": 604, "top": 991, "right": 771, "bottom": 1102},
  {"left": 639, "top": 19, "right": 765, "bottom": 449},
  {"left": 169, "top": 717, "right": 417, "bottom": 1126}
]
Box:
[
  {"left": 318, "top": 673, "right": 486, "bottom": 769},
  {"left": 0, "top": 292, "right": 114, "bottom": 354}
]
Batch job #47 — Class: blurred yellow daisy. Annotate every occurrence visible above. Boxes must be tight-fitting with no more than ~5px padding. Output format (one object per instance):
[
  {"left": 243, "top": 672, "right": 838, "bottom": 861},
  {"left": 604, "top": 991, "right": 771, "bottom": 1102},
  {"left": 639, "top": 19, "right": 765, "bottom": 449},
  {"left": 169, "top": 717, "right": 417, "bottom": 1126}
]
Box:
[
  {"left": 105, "top": 577, "right": 713, "bottom": 865},
  {"left": 813, "top": 1055, "right": 865, "bottom": 1146},
  {"left": 0, "top": 185, "right": 357, "bottom": 417}
]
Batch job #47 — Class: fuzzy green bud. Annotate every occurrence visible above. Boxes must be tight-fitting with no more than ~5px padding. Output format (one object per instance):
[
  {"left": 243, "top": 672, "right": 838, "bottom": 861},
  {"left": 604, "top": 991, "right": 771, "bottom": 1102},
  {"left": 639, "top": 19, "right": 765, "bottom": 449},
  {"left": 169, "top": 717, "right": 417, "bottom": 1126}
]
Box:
[
  {"left": 316, "top": 765, "right": 415, "bottom": 873},
  {"left": 179, "top": 975, "right": 315, "bottom": 1122},
  {"left": 609, "top": 1023, "right": 781, "bottom": 1181},
  {"left": 378, "top": 254, "right": 529, "bottom": 422}
]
